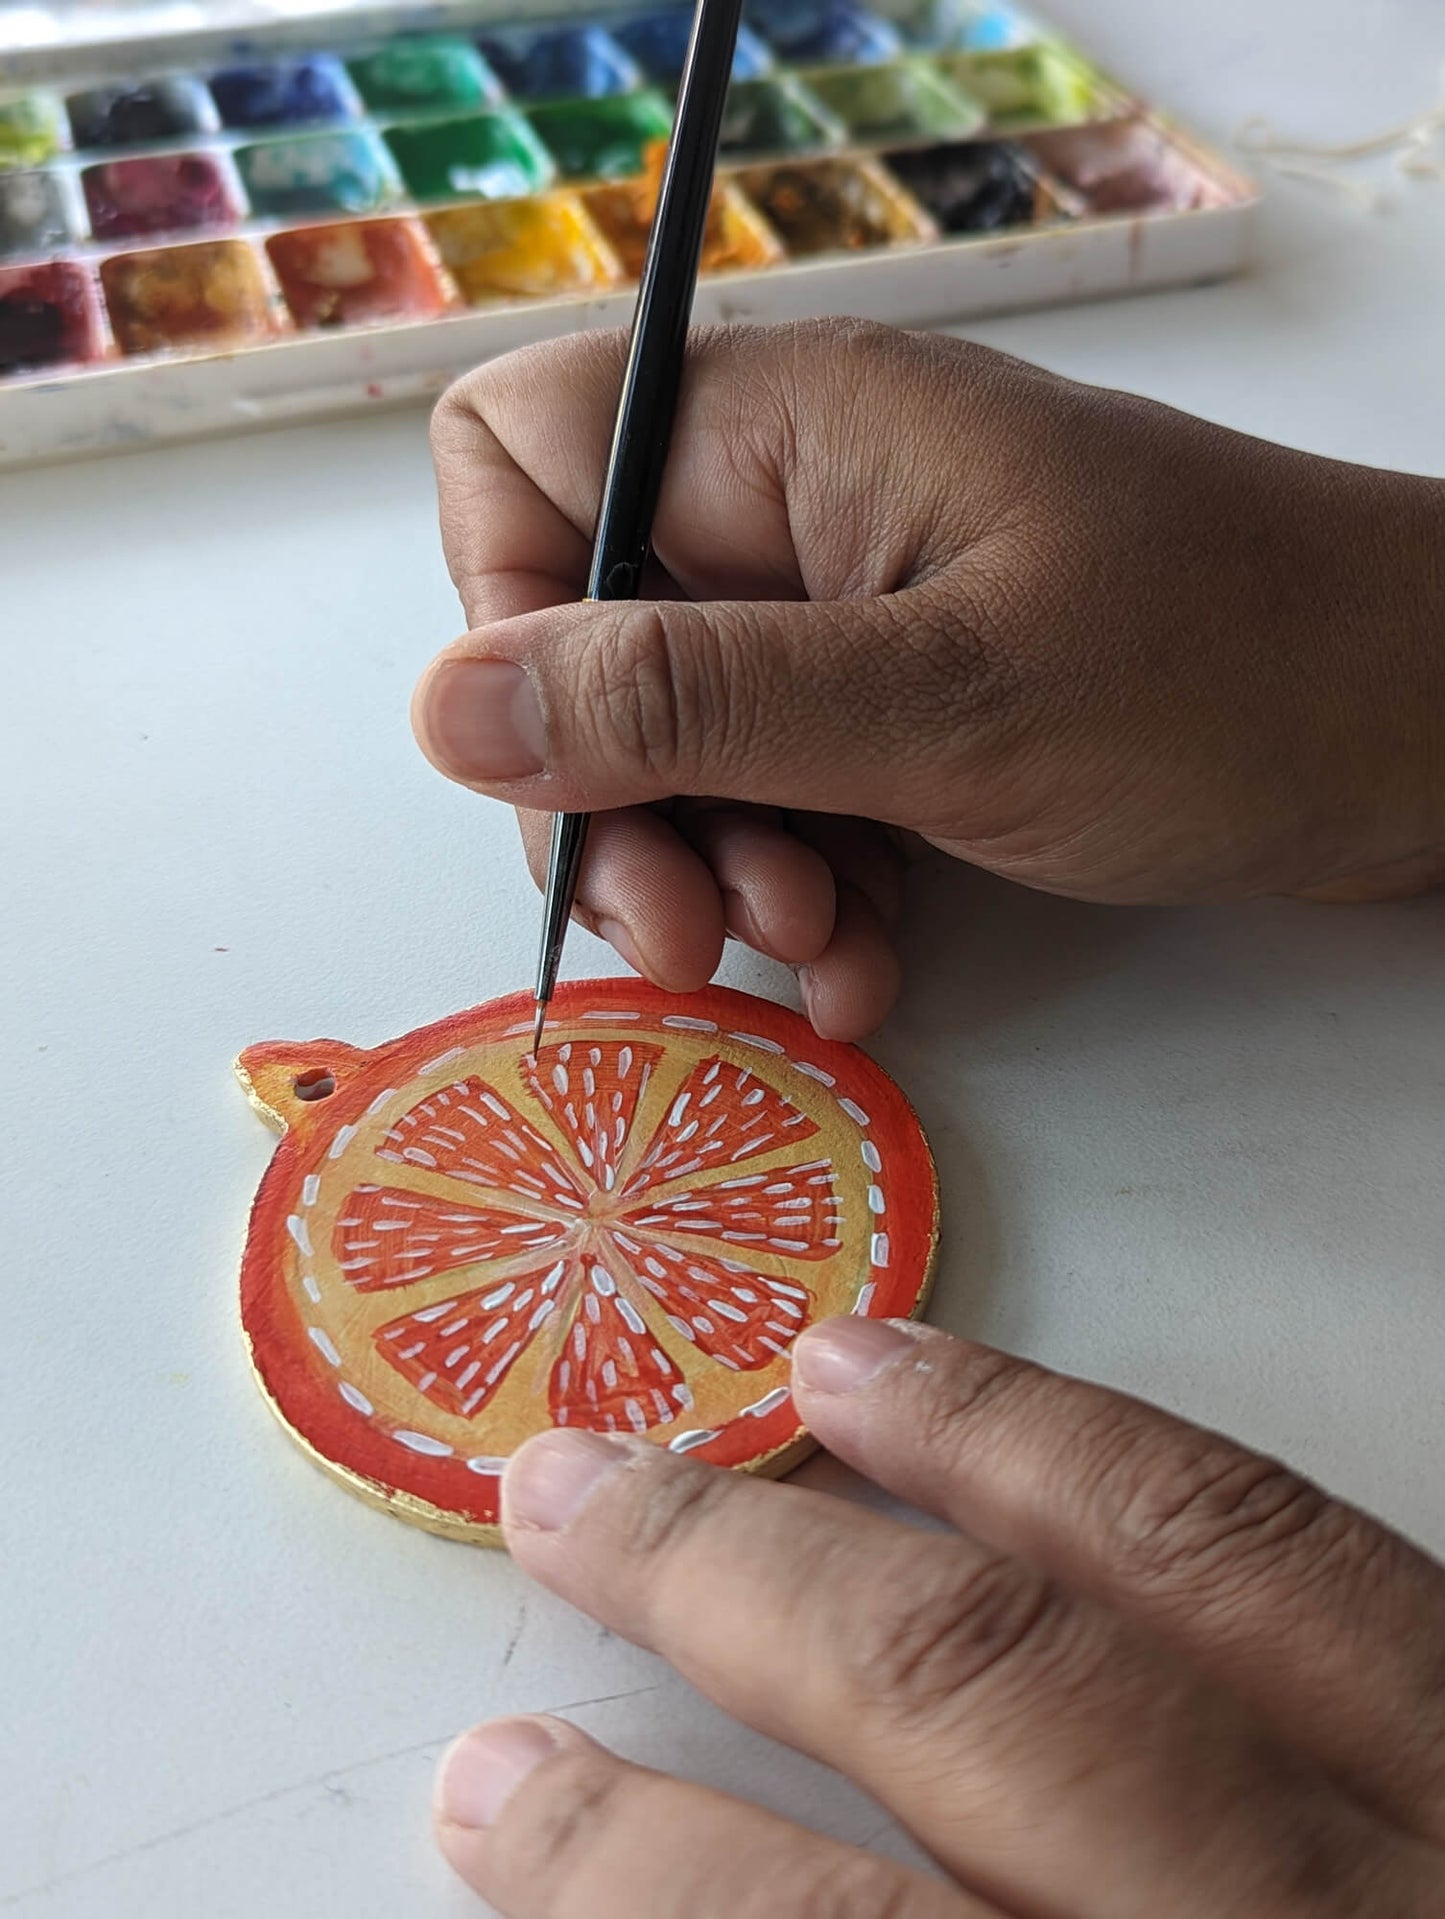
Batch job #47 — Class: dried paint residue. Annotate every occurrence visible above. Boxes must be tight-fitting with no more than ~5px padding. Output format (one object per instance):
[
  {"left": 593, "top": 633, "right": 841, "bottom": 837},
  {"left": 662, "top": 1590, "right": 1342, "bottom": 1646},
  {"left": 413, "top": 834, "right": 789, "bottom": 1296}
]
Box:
[
  {"left": 425, "top": 193, "right": 622, "bottom": 303},
  {"left": 584, "top": 141, "right": 785, "bottom": 278},
  {"left": 237, "top": 130, "right": 394, "bottom": 216},
  {"left": 738, "top": 156, "right": 936, "bottom": 253},
  {"left": 0, "top": 260, "right": 101, "bottom": 370},
  {"left": 66, "top": 76, "right": 213, "bottom": 148},
  {"left": 525, "top": 91, "right": 674, "bottom": 181},
  {"left": 83, "top": 153, "right": 238, "bottom": 241},
  {"left": 799, "top": 57, "right": 984, "bottom": 145},
  {"left": 0, "top": 170, "right": 72, "bottom": 257},
  {"left": 0, "top": 93, "right": 66, "bottom": 171},
  {"left": 268, "top": 219, "right": 449, "bottom": 327},
  {"left": 1028, "top": 120, "right": 1228, "bottom": 213},
  {"left": 883, "top": 140, "right": 1042, "bottom": 234},
  {"left": 101, "top": 240, "right": 273, "bottom": 354}
]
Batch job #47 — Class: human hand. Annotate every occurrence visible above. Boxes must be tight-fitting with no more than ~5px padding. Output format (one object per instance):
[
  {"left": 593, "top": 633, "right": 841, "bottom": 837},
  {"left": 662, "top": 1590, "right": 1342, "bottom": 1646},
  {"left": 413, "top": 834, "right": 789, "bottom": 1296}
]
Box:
[
  {"left": 432, "top": 1319, "right": 1445, "bottom": 1916},
  {"left": 415, "top": 321, "right": 1445, "bottom": 1038}
]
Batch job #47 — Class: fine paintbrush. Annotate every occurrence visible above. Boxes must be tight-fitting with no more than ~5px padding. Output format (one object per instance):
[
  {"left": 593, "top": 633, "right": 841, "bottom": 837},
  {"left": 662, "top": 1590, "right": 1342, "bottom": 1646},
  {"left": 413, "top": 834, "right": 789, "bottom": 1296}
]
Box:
[{"left": 530, "top": 0, "right": 745, "bottom": 1059}]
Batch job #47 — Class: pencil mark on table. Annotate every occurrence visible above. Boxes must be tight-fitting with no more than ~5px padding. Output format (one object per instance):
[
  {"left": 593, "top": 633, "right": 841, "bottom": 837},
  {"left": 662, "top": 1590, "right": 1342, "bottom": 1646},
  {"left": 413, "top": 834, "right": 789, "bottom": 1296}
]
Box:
[
  {"left": 499, "top": 1597, "right": 528, "bottom": 1670},
  {"left": 2, "top": 1684, "right": 662, "bottom": 1909}
]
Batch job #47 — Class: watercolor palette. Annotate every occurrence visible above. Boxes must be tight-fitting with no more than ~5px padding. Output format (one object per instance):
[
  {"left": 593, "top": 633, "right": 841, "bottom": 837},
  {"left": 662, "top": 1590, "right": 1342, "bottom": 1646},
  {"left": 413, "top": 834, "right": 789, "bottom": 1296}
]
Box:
[{"left": 0, "top": 0, "right": 1256, "bottom": 467}]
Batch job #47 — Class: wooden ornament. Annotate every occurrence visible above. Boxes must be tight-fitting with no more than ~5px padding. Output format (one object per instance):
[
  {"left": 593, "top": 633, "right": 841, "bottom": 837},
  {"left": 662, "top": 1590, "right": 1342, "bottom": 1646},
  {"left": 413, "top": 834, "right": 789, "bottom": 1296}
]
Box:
[{"left": 236, "top": 980, "right": 939, "bottom": 1544}]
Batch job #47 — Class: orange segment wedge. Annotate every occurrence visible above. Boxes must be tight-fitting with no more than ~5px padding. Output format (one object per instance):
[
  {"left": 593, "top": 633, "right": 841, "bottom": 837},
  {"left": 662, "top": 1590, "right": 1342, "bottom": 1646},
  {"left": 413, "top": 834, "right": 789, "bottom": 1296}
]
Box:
[{"left": 236, "top": 980, "right": 938, "bottom": 1544}]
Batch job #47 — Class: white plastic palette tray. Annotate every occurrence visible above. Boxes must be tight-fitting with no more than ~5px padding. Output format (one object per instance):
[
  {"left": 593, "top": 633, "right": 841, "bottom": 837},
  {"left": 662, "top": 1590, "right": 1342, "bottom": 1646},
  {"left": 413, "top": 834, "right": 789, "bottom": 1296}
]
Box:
[{"left": 0, "top": 0, "right": 1257, "bottom": 468}]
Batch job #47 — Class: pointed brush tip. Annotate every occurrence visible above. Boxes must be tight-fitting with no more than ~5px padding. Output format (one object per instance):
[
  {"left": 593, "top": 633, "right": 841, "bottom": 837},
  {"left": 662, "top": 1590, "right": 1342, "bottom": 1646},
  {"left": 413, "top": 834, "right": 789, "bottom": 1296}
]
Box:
[{"left": 530, "top": 1002, "right": 548, "bottom": 1059}]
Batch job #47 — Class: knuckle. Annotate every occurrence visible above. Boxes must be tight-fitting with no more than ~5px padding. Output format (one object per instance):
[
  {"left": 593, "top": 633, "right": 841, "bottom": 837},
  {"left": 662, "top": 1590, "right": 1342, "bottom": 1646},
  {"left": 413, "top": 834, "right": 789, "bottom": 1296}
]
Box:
[
  {"left": 1106, "top": 1438, "right": 1334, "bottom": 1599},
  {"left": 754, "top": 1849, "right": 933, "bottom": 1919},
  {"left": 486, "top": 1749, "right": 628, "bottom": 1903},
  {"left": 620, "top": 1454, "right": 737, "bottom": 1562},
  {"left": 586, "top": 604, "right": 736, "bottom": 789},
  {"left": 840, "top": 1542, "right": 1065, "bottom": 1735}
]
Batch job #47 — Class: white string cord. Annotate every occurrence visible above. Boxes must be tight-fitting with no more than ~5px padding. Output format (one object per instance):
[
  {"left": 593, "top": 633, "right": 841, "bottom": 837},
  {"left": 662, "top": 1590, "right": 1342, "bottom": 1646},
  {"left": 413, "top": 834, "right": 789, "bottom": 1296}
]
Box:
[{"left": 1234, "top": 66, "right": 1445, "bottom": 205}]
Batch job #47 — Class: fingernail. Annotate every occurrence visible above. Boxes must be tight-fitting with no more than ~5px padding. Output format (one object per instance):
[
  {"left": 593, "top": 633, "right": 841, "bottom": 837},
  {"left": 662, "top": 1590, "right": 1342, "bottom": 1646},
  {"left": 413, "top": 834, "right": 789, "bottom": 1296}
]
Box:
[
  {"left": 504, "top": 1429, "right": 628, "bottom": 1533},
  {"left": 793, "top": 1317, "right": 919, "bottom": 1394},
  {"left": 596, "top": 917, "right": 645, "bottom": 977},
  {"left": 797, "top": 965, "right": 819, "bottom": 1023},
  {"left": 436, "top": 1718, "right": 560, "bottom": 1830},
  {"left": 723, "top": 890, "right": 768, "bottom": 952},
  {"left": 423, "top": 658, "right": 547, "bottom": 781}
]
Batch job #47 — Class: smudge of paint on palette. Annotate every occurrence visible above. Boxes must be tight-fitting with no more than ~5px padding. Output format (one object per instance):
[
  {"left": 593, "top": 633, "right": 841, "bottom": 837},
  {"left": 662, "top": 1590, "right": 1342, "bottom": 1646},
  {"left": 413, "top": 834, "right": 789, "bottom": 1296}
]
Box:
[
  {"left": 883, "top": 138, "right": 1041, "bottom": 231},
  {"left": 100, "top": 239, "right": 273, "bottom": 353},
  {"left": 799, "top": 57, "right": 986, "bottom": 143},
  {"left": 526, "top": 91, "right": 674, "bottom": 181},
  {"left": 83, "top": 153, "right": 238, "bottom": 241},
  {"left": 237, "top": 131, "right": 395, "bottom": 215},
  {"left": 477, "top": 26, "right": 642, "bottom": 100},
  {"left": 385, "top": 110, "right": 555, "bottom": 200},
  {"left": 0, "top": 93, "right": 67, "bottom": 171},
  {"left": 425, "top": 193, "right": 622, "bottom": 302},
  {"left": 1029, "top": 120, "right": 1229, "bottom": 212},
  {"left": 739, "top": 154, "right": 936, "bottom": 251},
  {"left": 0, "top": 171, "right": 73, "bottom": 257},
  {"left": 716, "top": 76, "right": 846, "bottom": 158},
  {"left": 267, "top": 219, "right": 448, "bottom": 326},
  {"left": 614, "top": 12, "right": 775, "bottom": 84},
  {"left": 584, "top": 141, "right": 786, "bottom": 277},
  {"left": 744, "top": 0, "right": 901, "bottom": 66},
  {"left": 66, "top": 76, "right": 215, "bottom": 149},
  {"left": 210, "top": 57, "right": 357, "bottom": 130},
  {"left": 346, "top": 38, "right": 504, "bottom": 113},
  {"left": 0, "top": 260, "right": 101, "bottom": 369}
]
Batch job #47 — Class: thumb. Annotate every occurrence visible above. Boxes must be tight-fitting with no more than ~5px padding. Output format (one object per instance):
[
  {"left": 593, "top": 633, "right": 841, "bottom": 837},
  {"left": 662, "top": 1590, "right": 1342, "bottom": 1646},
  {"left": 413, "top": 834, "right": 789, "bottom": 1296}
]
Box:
[{"left": 412, "top": 586, "right": 1005, "bottom": 824}]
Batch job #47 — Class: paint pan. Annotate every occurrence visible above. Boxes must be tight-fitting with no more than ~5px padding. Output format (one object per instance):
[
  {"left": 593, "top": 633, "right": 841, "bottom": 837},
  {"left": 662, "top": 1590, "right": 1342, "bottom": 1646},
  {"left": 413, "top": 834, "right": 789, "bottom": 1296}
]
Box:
[
  {"left": 0, "top": 260, "right": 101, "bottom": 368},
  {"left": 745, "top": 0, "right": 903, "bottom": 65},
  {"left": 267, "top": 217, "right": 449, "bottom": 325},
  {"left": 100, "top": 237, "right": 275, "bottom": 353},
  {"left": 583, "top": 150, "right": 786, "bottom": 276},
  {"left": 477, "top": 27, "right": 642, "bottom": 100},
  {"left": 0, "top": 0, "right": 1258, "bottom": 467},
  {"left": 210, "top": 57, "right": 358, "bottom": 130},
  {"left": 424, "top": 192, "right": 623, "bottom": 301},
  {"left": 935, "top": 44, "right": 1108, "bottom": 126},
  {"left": 384, "top": 109, "right": 555, "bottom": 200},
  {"left": 237, "top": 130, "right": 398, "bottom": 215},
  {"left": 1026, "top": 119, "right": 1231, "bottom": 213},
  {"left": 524, "top": 90, "right": 674, "bottom": 180},
  {"left": 346, "top": 37, "right": 503, "bottom": 113},
  {"left": 614, "top": 12, "right": 775, "bottom": 85},
  {"left": 895, "top": 1, "right": 1036, "bottom": 49},
  {"left": 82, "top": 152, "right": 240, "bottom": 241},
  {"left": 717, "top": 76, "right": 846, "bottom": 159},
  {"left": 66, "top": 76, "right": 216, "bottom": 148},
  {"left": 882, "top": 137, "right": 1052, "bottom": 231},
  {"left": 0, "top": 93, "right": 68, "bottom": 170},
  {"left": 736, "top": 154, "right": 936, "bottom": 252},
  {"left": 0, "top": 170, "right": 74, "bottom": 257},
  {"left": 799, "top": 57, "right": 985, "bottom": 144}
]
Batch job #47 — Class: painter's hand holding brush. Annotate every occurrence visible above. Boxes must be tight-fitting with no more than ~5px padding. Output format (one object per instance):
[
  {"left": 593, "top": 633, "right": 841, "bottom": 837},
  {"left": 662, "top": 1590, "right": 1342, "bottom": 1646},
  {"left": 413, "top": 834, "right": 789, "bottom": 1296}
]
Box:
[{"left": 415, "top": 318, "right": 1445, "bottom": 1036}]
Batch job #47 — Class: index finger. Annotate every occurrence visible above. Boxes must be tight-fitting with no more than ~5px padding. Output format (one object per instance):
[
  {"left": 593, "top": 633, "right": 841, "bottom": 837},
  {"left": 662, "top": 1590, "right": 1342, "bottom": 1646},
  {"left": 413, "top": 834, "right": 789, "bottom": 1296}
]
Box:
[{"left": 429, "top": 327, "right": 804, "bottom": 631}]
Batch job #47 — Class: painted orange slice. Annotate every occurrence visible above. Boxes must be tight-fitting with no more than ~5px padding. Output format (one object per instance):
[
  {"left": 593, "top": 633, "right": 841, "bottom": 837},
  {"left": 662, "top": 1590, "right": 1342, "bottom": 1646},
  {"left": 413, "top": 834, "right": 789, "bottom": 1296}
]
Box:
[{"left": 236, "top": 980, "right": 938, "bottom": 1544}]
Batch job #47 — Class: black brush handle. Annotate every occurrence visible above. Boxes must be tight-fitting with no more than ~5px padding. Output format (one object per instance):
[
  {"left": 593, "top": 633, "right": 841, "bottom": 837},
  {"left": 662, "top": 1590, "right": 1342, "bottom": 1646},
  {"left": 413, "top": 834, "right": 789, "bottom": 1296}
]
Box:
[
  {"left": 587, "top": 0, "right": 745, "bottom": 601},
  {"left": 532, "top": 0, "right": 743, "bottom": 1025}
]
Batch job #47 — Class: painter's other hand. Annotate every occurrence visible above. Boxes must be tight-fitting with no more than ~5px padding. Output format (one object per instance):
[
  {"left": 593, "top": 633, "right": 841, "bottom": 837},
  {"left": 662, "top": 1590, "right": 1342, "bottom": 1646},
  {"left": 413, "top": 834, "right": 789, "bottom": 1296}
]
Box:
[
  {"left": 416, "top": 320, "right": 1445, "bottom": 1037},
  {"left": 432, "top": 1322, "right": 1445, "bottom": 1917}
]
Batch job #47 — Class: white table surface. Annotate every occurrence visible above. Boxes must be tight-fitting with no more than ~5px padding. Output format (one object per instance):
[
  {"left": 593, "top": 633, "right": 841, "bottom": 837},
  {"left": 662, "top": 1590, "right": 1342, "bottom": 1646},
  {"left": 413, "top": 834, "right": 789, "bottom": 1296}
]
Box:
[{"left": 5, "top": 1, "right": 1445, "bottom": 1911}]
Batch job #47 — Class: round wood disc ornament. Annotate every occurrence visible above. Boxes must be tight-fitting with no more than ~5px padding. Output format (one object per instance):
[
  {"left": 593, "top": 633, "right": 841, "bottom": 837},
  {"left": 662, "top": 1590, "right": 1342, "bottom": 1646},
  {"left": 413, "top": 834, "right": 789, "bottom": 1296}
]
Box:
[{"left": 235, "top": 980, "right": 939, "bottom": 1544}]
